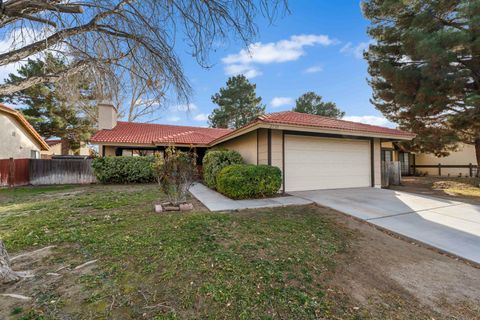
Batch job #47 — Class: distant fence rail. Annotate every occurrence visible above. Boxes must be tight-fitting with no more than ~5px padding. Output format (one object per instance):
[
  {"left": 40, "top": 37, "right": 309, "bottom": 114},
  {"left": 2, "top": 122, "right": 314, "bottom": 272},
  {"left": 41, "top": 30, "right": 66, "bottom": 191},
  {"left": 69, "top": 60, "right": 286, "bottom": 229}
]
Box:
[
  {"left": 412, "top": 163, "right": 478, "bottom": 177},
  {"left": 0, "top": 158, "right": 96, "bottom": 187}
]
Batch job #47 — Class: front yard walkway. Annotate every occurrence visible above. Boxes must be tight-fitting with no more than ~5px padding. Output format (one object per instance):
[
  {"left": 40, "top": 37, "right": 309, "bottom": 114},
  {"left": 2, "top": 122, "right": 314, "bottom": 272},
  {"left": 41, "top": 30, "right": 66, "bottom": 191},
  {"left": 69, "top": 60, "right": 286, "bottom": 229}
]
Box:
[{"left": 189, "top": 182, "right": 312, "bottom": 211}]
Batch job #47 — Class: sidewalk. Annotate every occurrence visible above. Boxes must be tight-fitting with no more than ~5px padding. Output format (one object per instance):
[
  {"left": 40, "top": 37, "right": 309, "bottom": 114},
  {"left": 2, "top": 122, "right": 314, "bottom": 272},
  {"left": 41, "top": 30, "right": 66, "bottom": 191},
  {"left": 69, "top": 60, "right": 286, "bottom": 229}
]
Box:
[{"left": 189, "top": 183, "right": 312, "bottom": 211}]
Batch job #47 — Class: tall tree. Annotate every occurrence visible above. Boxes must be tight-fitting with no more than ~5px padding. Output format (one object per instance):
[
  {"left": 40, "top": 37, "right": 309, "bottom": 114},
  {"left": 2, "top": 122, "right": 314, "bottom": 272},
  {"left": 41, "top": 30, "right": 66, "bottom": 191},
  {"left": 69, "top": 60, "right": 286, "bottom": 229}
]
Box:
[
  {"left": 209, "top": 75, "right": 265, "bottom": 129},
  {"left": 293, "top": 91, "right": 345, "bottom": 118},
  {"left": 363, "top": 0, "right": 480, "bottom": 169},
  {"left": 0, "top": 0, "right": 287, "bottom": 102},
  {"left": 2, "top": 55, "right": 94, "bottom": 154}
]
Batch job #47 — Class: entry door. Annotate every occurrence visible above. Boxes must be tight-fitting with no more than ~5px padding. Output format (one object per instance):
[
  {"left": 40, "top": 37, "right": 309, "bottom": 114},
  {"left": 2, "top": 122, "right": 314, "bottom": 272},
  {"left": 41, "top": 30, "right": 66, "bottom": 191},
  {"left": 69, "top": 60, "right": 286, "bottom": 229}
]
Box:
[{"left": 284, "top": 135, "right": 371, "bottom": 192}]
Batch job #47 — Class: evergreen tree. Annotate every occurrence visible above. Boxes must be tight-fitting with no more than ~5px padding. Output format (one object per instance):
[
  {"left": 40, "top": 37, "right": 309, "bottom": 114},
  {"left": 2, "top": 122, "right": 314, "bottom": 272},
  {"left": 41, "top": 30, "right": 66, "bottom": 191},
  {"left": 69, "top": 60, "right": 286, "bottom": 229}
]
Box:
[
  {"left": 2, "top": 54, "right": 94, "bottom": 154},
  {"left": 293, "top": 92, "right": 345, "bottom": 118},
  {"left": 209, "top": 75, "right": 265, "bottom": 129},
  {"left": 363, "top": 0, "right": 480, "bottom": 168}
]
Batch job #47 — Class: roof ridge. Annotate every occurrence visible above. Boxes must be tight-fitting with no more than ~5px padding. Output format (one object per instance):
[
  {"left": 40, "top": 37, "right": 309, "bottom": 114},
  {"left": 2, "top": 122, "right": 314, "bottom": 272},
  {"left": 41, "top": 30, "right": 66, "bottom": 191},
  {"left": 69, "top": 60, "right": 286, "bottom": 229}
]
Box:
[
  {"left": 262, "top": 111, "right": 408, "bottom": 133},
  {"left": 117, "top": 121, "right": 232, "bottom": 132}
]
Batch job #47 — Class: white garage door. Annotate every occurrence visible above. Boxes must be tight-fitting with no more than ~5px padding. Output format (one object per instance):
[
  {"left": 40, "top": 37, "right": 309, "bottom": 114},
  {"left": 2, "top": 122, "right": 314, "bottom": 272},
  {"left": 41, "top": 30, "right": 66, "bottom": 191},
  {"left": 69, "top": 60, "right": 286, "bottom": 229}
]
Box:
[{"left": 284, "top": 135, "right": 371, "bottom": 192}]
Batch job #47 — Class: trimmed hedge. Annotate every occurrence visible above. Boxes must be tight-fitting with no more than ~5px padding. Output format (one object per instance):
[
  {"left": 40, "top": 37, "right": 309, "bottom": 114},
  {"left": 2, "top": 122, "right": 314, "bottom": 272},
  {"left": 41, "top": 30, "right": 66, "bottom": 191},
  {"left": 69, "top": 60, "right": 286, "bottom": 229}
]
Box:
[
  {"left": 92, "top": 156, "right": 155, "bottom": 183},
  {"left": 216, "top": 164, "right": 282, "bottom": 199},
  {"left": 202, "top": 150, "right": 244, "bottom": 189}
]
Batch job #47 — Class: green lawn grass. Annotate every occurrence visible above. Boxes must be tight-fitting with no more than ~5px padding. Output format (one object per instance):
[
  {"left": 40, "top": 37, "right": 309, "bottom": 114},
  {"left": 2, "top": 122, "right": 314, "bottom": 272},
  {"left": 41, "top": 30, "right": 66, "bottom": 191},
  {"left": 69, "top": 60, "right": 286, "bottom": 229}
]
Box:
[{"left": 0, "top": 184, "right": 360, "bottom": 319}]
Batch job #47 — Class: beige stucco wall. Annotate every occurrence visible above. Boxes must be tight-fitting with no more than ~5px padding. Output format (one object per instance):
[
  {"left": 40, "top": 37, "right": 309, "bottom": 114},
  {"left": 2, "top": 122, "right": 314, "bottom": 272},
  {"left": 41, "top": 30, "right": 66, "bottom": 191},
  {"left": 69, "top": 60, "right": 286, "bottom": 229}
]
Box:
[
  {"left": 42, "top": 142, "right": 90, "bottom": 156},
  {"left": 415, "top": 143, "right": 477, "bottom": 176},
  {"left": 257, "top": 129, "right": 268, "bottom": 165},
  {"left": 0, "top": 112, "right": 41, "bottom": 159},
  {"left": 374, "top": 138, "right": 382, "bottom": 188},
  {"left": 216, "top": 130, "right": 258, "bottom": 164}
]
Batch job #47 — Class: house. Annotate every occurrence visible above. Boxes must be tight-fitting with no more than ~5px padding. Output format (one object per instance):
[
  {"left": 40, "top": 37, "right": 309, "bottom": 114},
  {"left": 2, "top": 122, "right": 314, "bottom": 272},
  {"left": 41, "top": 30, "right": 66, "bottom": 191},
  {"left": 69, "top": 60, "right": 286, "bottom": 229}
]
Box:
[
  {"left": 42, "top": 139, "right": 91, "bottom": 158},
  {"left": 0, "top": 104, "right": 49, "bottom": 159},
  {"left": 92, "top": 102, "right": 415, "bottom": 192},
  {"left": 382, "top": 141, "right": 478, "bottom": 177}
]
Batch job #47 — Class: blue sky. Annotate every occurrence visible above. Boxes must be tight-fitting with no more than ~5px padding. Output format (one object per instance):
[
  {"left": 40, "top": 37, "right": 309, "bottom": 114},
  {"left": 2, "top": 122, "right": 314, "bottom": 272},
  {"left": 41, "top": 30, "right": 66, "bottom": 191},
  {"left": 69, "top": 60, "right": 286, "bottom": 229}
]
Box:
[
  {"left": 164, "top": 0, "right": 393, "bottom": 128},
  {"left": 0, "top": 1, "right": 394, "bottom": 128}
]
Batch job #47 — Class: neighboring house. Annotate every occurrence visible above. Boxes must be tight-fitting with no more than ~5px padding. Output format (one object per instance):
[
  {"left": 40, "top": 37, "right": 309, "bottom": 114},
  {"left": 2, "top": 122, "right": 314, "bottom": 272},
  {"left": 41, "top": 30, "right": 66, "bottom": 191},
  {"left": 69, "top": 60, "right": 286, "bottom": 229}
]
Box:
[
  {"left": 381, "top": 141, "right": 478, "bottom": 177},
  {"left": 0, "top": 104, "right": 49, "bottom": 159},
  {"left": 42, "top": 139, "right": 91, "bottom": 158},
  {"left": 91, "top": 102, "right": 414, "bottom": 192}
]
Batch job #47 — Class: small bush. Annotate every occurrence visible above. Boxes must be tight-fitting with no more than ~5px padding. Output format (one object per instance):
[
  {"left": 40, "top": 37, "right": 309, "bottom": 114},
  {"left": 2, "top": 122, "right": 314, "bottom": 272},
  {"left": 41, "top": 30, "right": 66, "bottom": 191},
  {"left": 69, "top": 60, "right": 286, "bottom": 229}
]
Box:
[
  {"left": 202, "top": 150, "right": 244, "bottom": 189},
  {"left": 216, "top": 164, "right": 282, "bottom": 199},
  {"left": 92, "top": 156, "right": 155, "bottom": 183},
  {"left": 153, "top": 147, "right": 197, "bottom": 205}
]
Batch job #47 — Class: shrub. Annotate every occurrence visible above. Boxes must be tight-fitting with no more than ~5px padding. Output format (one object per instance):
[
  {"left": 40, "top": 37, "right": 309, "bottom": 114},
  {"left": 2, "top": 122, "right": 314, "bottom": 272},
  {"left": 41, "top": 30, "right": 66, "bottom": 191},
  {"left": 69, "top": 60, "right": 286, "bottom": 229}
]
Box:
[
  {"left": 153, "top": 147, "right": 197, "bottom": 205},
  {"left": 202, "top": 150, "right": 244, "bottom": 189},
  {"left": 216, "top": 164, "right": 282, "bottom": 199},
  {"left": 92, "top": 156, "right": 155, "bottom": 183}
]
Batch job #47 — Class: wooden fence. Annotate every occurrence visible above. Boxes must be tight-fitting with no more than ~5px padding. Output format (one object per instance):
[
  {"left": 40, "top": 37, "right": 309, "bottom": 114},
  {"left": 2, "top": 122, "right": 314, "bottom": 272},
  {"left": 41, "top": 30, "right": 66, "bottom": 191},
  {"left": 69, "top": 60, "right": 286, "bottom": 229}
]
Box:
[
  {"left": 0, "top": 158, "right": 96, "bottom": 187},
  {"left": 0, "top": 158, "right": 30, "bottom": 187},
  {"left": 381, "top": 161, "right": 401, "bottom": 188},
  {"left": 412, "top": 163, "right": 478, "bottom": 177}
]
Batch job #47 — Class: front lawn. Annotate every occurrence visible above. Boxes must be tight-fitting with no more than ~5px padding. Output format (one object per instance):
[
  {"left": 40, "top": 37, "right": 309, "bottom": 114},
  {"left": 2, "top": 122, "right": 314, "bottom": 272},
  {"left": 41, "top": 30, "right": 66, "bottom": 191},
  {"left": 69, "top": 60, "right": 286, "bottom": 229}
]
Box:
[{"left": 1, "top": 184, "right": 479, "bottom": 319}]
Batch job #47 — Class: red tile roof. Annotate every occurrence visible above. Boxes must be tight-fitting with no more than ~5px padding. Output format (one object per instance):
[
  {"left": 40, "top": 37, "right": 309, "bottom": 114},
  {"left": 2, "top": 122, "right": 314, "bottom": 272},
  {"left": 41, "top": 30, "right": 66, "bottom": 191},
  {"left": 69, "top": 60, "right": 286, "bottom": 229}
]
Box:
[
  {"left": 90, "top": 121, "right": 232, "bottom": 145},
  {"left": 257, "top": 111, "right": 415, "bottom": 138},
  {"left": 46, "top": 139, "right": 62, "bottom": 146},
  {"left": 0, "top": 104, "right": 50, "bottom": 150}
]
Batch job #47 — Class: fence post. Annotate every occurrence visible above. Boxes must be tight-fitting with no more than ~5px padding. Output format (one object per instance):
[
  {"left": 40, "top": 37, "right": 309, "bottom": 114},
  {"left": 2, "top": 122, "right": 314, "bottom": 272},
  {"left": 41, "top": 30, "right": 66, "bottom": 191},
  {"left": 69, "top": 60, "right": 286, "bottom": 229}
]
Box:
[
  {"left": 8, "top": 158, "right": 14, "bottom": 187},
  {"left": 438, "top": 163, "right": 441, "bottom": 176}
]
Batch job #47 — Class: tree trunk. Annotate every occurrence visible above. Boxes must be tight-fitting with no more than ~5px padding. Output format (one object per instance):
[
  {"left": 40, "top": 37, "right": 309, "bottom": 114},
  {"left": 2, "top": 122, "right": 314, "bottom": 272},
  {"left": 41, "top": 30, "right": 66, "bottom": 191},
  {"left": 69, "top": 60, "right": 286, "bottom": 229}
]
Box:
[
  {"left": 0, "top": 240, "right": 21, "bottom": 284},
  {"left": 475, "top": 138, "right": 480, "bottom": 177}
]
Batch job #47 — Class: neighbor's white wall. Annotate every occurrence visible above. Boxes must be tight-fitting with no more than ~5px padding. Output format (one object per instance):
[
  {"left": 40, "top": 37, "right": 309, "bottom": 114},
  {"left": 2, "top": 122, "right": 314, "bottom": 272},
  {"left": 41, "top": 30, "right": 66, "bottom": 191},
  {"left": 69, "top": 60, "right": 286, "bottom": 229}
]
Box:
[
  {"left": 0, "top": 113, "right": 41, "bottom": 159},
  {"left": 415, "top": 143, "right": 477, "bottom": 176}
]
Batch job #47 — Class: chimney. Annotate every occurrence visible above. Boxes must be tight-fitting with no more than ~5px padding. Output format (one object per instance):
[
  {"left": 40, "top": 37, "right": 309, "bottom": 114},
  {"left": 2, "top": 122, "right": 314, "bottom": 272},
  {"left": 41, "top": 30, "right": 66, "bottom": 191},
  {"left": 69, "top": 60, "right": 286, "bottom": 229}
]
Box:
[{"left": 98, "top": 101, "right": 117, "bottom": 130}]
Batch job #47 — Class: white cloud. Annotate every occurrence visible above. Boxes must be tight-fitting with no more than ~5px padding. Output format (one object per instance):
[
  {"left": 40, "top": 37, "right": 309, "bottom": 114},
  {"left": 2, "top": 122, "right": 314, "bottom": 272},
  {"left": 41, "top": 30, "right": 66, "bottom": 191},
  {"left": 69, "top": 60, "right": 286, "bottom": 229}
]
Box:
[
  {"left": 173, "top": 103, "right": 197, "bottom": 112},
  {"left": 303, "top": 65, "right": 323, "bottom": 74},
  {"left": 343, "top": 115, "right": 395, "bottom": 128},
  {"left": 340, "top": 41, "right": 371, "bottom": 59},
  {"left": 270, "top": 97, "right": 293, "bottom": 108},
  {"left": 224, "top": 64, "right": 262, "bottom": 79},
  {"left": 193, "top": 113, "right": 208, "bottom": 121},
  {"left": 166, "top": 116, "right": 181, "bottom": 122},
  {"left": 223, "top": 34, "right": 337, "bottom": 78}
]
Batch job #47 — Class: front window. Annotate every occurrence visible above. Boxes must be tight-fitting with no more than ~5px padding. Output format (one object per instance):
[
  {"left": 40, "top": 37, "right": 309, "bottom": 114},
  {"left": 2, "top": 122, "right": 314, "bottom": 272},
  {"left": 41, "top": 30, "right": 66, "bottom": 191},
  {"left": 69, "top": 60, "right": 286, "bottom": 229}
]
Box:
[{"left": 381, "top": 150, "right": 392, "bottom": 162}]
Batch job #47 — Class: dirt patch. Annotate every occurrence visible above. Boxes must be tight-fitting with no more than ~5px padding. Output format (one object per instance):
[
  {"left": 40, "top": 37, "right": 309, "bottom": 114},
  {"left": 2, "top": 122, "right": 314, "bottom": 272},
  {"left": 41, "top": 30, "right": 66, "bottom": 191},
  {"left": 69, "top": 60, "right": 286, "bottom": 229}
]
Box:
[
  {"left": 391, "top": 176, "right": 480, "bottom": 204},
  {"left": 0, "top": 245, "right": 99, "bottom": 319},
  {"left": 322, "top": 205, "right": 480, "bottom": 319}
]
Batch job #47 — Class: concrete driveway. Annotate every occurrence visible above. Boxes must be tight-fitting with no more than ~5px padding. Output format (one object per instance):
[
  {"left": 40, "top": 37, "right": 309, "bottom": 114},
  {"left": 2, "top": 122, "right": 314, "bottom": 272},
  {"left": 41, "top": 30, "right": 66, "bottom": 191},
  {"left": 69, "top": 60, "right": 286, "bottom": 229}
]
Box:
[{"left": 291, "top": 188, "right": 480, "bottom": 264}]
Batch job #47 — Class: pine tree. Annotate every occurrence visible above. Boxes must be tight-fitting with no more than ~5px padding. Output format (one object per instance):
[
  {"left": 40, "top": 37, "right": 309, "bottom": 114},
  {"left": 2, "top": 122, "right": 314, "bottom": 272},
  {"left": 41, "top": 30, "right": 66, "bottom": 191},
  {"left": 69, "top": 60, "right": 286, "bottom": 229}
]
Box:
[
  {"left": 209, "top": 75, "right": 265, "bottom": 129},
  {"left": 2, "top": 54, "right": 94, "bottom": 154},
  {"left": 293, "top": 92, "right": 345, "bottom": 118},
  {"left": 363, "top": 0, "right": 480, "bottom": 168}
]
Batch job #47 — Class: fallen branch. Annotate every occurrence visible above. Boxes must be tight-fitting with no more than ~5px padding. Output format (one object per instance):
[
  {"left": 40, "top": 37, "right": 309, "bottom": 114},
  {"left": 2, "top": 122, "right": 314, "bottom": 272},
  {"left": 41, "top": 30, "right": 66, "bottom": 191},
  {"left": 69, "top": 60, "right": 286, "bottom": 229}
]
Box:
[{"left": 0, "top": 293, "right": 32, "bottom": 301}]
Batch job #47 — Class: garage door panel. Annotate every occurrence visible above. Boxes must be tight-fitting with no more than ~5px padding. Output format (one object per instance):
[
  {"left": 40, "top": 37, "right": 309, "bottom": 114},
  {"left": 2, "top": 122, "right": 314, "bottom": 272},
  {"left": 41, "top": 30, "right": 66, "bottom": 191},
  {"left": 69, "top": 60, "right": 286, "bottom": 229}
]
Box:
[{"left": 285, "top": 135, "right": 371, "bottom": 192}]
